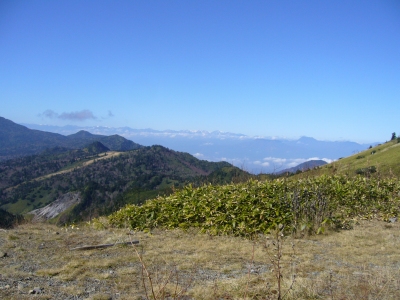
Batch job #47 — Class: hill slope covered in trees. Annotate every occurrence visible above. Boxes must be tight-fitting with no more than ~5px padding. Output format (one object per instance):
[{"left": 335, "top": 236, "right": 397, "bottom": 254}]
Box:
[{"left": 0, "top": 144, "right": 250, "bottom": 223}]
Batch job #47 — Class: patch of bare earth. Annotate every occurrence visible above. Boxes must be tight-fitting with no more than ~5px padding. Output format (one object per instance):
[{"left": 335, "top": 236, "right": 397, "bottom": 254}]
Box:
[
  {"left": 28, "top": 192, "right": 81, "bottom": 222},
  {"left": 0, "top": 220, "right": 399, "bottom": 299},
  {"left": 34, "top": 151, "right": 123, "bottom": 181}
]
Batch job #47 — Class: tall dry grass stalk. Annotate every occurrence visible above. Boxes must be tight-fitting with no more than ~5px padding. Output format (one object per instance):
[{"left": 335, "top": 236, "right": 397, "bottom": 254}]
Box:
[{"left": 130, "top": 239, "right": 193, "bottom": 300}]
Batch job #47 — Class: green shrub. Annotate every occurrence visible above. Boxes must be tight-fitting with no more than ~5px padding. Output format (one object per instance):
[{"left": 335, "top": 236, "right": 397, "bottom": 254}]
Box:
[
  {"left": 109, "top": 175, "right": 400, "bottom": 237},
  {"left": 355, "top": 166, "right": 377, "bottom": 176},
  {"left": 0, "top": 208, "right": 24, "bottom": 229}
]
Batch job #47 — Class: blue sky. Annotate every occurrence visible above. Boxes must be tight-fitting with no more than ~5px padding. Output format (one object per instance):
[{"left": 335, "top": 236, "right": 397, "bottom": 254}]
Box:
[{"left": 1, "top": 0, "right": 399, "bottom": 143}]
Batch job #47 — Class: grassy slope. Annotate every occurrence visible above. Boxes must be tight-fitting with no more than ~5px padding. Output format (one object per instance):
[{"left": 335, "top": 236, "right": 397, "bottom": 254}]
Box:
[{"left": 294, "top": 139, "right": 400, "bottom": 178}]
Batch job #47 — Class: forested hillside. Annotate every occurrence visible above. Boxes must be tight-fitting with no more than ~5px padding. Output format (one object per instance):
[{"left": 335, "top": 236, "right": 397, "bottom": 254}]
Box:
[
  {"left": 0, "top": 145, "right": 250, "bottom": 223},
  {"left": 0, "top": 144, "right": 108, "bottom": 189}
]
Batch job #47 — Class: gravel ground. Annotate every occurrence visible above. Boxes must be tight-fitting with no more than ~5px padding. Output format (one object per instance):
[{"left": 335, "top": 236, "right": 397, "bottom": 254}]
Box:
[
  {"left": 1, "top": 220, "right": 400, "bottom": 299},
  {"left": 0, "top": 224, "right": 130, "bottom": 299},
  {"left": 0, "top": 223, "right": 257, "bottom": 300}
]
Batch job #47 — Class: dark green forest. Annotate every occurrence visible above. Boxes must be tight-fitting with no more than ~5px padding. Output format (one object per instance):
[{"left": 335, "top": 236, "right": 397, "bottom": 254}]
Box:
[{"left": 0, "top": 144, "right": 250, "bottom": 223}]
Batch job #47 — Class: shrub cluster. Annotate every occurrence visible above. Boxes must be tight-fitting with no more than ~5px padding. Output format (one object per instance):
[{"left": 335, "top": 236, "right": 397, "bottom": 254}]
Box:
[
  {"left": 0, "top": 208, "right": 24, "bottom": 229},
  {"left": 355, "top": 166, "right": 377, "bottom": 176},
  {"left": 108, "top": 175, "right": 400, "bottom": 236}
]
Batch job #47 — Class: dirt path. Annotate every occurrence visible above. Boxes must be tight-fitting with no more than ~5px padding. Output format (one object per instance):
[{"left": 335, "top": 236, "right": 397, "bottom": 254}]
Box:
[{"left": 34, "top": 151, "right": 123, "bottom": 181}]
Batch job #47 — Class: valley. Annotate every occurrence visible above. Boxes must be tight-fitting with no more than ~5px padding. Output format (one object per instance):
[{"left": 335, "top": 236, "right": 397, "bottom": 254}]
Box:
[{"left": 1, "top": 1, "right": 398, "bottom": 298}]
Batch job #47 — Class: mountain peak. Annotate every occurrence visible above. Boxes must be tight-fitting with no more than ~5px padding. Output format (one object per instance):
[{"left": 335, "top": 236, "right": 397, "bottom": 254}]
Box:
[
  {"left": 68, "top": 130, "right": 98, "bottom": 138},
  {"left": 298, "top": 136, "right": 317, "bottom": 142},
  {"left": 278, "top": 159, "right": 327, "bottom": 174},
  {"left": 83, "top": 141, "right": 110, "bottom": 154}
]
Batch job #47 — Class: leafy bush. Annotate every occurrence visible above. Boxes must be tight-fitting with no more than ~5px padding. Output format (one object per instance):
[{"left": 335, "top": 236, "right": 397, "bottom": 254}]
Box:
[
  {"left": 109, "top": 175, "right": 400, "bottom": 237},
  {"left": 0, "top": 208, "right": 24, "bottom": 228},
  {"left": 355, "top": 166, "right": 377, "bottom": 176}
]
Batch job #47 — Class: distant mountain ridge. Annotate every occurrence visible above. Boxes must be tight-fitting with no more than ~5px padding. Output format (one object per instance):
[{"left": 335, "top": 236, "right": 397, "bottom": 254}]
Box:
[
  {"left": 0, "top": 117, "right": 142, "bottom": 160},
  {"left": 278, "top": 159, "right": 327, "bottom": 175},
  {"left": 21, "top": 122, "right": 376, "bottom": 173}
]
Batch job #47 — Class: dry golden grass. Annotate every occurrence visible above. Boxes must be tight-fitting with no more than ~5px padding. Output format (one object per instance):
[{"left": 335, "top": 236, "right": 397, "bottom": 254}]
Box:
[{"left": 0, "top": 219, "right": 400, "bottom": 299}]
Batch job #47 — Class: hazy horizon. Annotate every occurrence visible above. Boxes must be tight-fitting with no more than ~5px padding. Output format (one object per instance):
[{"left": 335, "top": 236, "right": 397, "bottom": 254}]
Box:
[{"left": 20, "top": 120, "right": 381, "bottom": 144}]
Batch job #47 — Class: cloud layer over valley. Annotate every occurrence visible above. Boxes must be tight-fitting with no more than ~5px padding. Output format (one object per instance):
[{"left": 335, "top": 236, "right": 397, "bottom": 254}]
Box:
[{"left": 22, "top": 123, "right": 371, "bottom": 174}]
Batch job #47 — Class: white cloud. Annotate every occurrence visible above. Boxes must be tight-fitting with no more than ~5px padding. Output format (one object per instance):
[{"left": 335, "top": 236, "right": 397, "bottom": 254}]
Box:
[
  {"left": 262, "top": 157, "right": 288, "bottom": 164},
  {"left": 322, "top": 158, "right": 334, "bottom": 163},
  {"left": 255, "top": 157, "right": 332, "bottom": 172},
  {"left": 253, "top": 160, "right": 270, "bottom": 167},
  {"left": 286, "top": 161, "right": 305, "bottom": 168}
]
